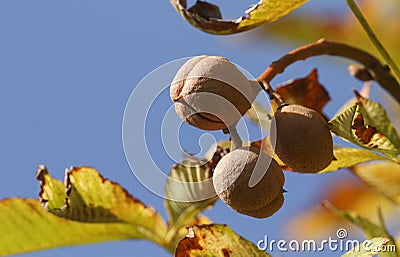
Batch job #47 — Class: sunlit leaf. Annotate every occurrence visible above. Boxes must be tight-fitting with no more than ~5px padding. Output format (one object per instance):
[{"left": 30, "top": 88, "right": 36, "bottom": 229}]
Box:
[
  {"left": 36, "top": 165, "right": 65, "bottom": 211},
  {"left": 319, "top": 147, "right": 389, "bottom": 173},
  {"left": 355, "top": 93, "right": 400, "bottom": 150},
  {"left": 164, "top": 159, "right": 218, "bottom": 249},
  {"left": 275, "top": 69, "right": 330, "bottom": 118},
  {"left": 245, "top": 101, "right": 271, "bottom": 130},
  {"left": 0, "top": 198, "right": 168, "bottom": 256},
  {"left": 352, "top": 161, "right": 400, "bottom": 205},
  {"left": 165, "top": 159, "right": 218, "bottom": 227},
  {"left": 325, "top": 202, "right": 398, "bottom": 257},
  {"left": 170, "top": 0, "right": 308, "bottom": 35},
  {"left": 329, "top": 102, "right": 400, "bottom": 158},
  {"left": 341, "top": 237, "right": 390, "bottom": 257},
  {"left": 175, "top": 224, "right": 271, "bottom": 257},
  {"left": 37, "top": 166, "right": 167, "bottom": 237},
  {"left": 1, "top": 165, "right": 170, "bottom": 255}
]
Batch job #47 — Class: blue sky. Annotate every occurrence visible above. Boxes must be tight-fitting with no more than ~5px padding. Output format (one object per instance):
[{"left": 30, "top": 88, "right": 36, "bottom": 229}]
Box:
[{"left": 0, "top": 1, "right": 387, "bottom": 256}]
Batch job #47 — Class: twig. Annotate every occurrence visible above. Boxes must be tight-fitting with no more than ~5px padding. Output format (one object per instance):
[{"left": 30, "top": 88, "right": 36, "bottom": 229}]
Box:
[
  {"left": 256, "top": 39, "right": 400, "bottom": 104},
  {"left": 346, "top": 0, "right": 400, "bottom": 80},
  {"left": 228, "top": 124, "right": 242, "bottom": 150},
  {"left": 257, "top": 80, "right": 285, "bottom": 107}
]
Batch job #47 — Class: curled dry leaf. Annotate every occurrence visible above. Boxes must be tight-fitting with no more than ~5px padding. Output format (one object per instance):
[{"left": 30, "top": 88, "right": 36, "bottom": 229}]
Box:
[{"left": 170, "top": 0, "right": 308, "bottom": 35}]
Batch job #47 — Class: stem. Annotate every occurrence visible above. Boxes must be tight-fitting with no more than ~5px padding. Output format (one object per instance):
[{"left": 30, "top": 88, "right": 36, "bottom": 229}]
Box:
[
  {"left": 257, "top": 80, "right": 285, "bottom": 107},
  {"left": 256, "top": 39, "right": 400, "bottom": 104},
  {"left": 228, "top": 124, "right": 242, "bottom": 150},
  {"left": 346, "top": 0, "right": 400, "bottom": 80}
]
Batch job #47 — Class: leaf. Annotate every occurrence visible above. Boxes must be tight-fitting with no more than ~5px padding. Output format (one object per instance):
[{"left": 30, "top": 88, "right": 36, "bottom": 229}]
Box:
[
  {"left": 0, "top": 165, "right": 172, "bottom": 256},
  {"left": 329, "top": 102, "right": 400, "bottom": 158},
  {"left": 36, "top": 164, "right": 66, "bottom": 211},
  {"left": 319, "top": 147, "right": 389, "bottom": 173},
  {"left": 170, "top": 0, "right": 308, "bottom": 35},
  {"left": 341, "top": 237, "right": 390, "bottom": 257},
  {"left": 165, "top": 160, "right": 217, "bottom": 226},
  {"left": 37, "top": 166, "right": 167, "bottom": 237},
  {"left": 0, "top": 198, "right": 165, "bottom": 256},
  {"left": 355, "top": 92, "right": 400, "bottom": 150},
  {"left": 325, "top": 202, "right": 398, "bottom": 257},
  {"left": 275, "top": 69, "right": 330, "bottom": 117},
  {"left": 245, "top": 101, "right": 271, "bottom": 130},
  {"left": 352, "top": 161, "right": 400, "bottom": 205},
  {"left": 165, "top": 159, "right": 218, "bottom": 248},
  {"left": 250, "top": 139, "right": 387, "bottom": 174},
  {"left": 175, "top": 224, "right": 271, "bottom": 257}
]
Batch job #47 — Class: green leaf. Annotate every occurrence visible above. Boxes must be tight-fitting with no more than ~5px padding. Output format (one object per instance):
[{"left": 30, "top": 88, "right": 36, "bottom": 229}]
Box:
[
  {"left": 352, "top": 161, "right": 400, "bottom": 205},
  {"left": 356, "top": 94, "right": 400, "bottom": 150},
  {"left": 170, "top": 0, "right": 308, "bottom": 35},
  {"left": 165, "top": 159, "right": 218, "bottom": 246},
  {"left": 0, "top": 166, "right": 170, "bottom": 256},
  {"left": 319, "top": 147, "right": 389, "bottom": 173},
  {"left": 329, "top": 103, "right": 400, "bottom": 158},
  {"left": 245, "top": 101, "right": 271, "bottom": 130},
  {"left": 341, "top": 237, "right": 390, "bottom": 257},
  {"left": 37, "top": 166, "right": 168, "bottom": 238},
  {"left": 175, "top": 224, "right": 271, "bottom": 257},
  {"left": 165, "top": 160, "right": 217, "bottom": 225},
  {"left": 0, "top": 199, "right": 162, "bottom": 256},
  {"left": 36, "top": 165, "right": 66, "bottom": 210},
  {"left": 325, "top": 202, "right": 398, "bottom": 257}
]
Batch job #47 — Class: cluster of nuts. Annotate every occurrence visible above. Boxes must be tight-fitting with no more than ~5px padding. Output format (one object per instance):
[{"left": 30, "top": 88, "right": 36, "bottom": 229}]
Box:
[{"left": 170, "top": 56, "right": 334, "bottom": 218}]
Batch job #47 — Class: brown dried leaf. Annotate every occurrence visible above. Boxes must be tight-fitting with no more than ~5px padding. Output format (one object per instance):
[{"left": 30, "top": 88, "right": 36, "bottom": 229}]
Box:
[
  {"left": 187, "top": 1, "right": 222, "bottom": 20},
  {"left": 275, "top": 69, "right": 330, "bottom": 117},
  {"left": 175, "top": 224, "right": 271, "bottom": 257},
  {"left": 351, "top": 113, "right": 380, "bottom": 145}
]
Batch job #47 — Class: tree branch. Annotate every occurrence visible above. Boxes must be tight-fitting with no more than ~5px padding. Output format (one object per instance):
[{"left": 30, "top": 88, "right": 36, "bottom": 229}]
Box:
[{"left": 256, "top": 39, "right": 400, "bottom": 104}]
